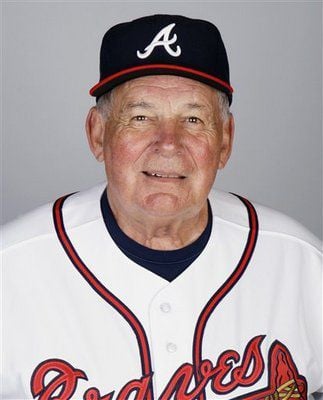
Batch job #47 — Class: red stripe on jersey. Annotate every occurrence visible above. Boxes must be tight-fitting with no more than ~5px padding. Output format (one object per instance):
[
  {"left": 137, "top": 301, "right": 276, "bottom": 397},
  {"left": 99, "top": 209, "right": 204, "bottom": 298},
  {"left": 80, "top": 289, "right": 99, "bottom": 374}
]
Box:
[
  {"left": 192, "top": 194, "right": 259, "bottom": 400},
  {"left": 52, "top": 194, "right": 154, "bottom": 400}
]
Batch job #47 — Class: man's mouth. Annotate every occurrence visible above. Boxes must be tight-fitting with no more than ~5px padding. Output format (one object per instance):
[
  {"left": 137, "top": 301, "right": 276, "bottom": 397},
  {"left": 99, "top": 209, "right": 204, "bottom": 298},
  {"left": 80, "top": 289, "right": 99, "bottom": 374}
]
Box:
[{"left": 142, "top": 171, "right": 186, "bottom": 179}]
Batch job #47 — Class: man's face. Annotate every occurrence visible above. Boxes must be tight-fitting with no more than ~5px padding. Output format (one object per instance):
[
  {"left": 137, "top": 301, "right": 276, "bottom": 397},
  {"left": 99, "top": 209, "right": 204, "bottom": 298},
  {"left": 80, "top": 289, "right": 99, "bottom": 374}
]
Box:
[{"left": 87, "top": 75, "right": 234, "bottom": 220}]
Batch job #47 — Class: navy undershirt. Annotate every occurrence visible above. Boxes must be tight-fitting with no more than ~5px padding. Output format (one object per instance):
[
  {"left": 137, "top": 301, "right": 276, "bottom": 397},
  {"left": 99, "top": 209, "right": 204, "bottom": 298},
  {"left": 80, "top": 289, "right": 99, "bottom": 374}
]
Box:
[{"left": 100, "top": 189, "right": 212, "bottom": 282}]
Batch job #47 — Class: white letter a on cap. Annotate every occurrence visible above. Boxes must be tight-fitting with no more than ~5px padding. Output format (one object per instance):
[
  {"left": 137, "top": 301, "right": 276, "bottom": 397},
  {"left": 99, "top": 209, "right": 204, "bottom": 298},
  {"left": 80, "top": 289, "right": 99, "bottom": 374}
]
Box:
[{"left": 137, "top": 23, "right": 181, "bottom": 59}]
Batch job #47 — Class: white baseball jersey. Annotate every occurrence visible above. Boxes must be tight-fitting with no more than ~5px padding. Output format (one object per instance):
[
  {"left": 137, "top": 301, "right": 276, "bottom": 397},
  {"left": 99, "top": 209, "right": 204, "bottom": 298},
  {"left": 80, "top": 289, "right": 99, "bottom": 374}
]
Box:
[{"left": 1, "top": 183, "right": 322, "bottom": 400}]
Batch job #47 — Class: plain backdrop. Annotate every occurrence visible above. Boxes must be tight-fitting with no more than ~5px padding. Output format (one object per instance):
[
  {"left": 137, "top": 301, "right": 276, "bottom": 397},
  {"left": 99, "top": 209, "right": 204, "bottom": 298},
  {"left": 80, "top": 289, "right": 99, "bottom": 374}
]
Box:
[{"left": 2, "top": 1, "right": 322, "bottom": 239}]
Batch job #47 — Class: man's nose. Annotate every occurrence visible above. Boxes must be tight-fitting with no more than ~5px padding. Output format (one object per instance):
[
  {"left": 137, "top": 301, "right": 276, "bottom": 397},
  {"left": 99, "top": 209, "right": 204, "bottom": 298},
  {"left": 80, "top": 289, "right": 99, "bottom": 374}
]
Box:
[{"left": 153, "top": 120, "right": 182, "bottom": 156}]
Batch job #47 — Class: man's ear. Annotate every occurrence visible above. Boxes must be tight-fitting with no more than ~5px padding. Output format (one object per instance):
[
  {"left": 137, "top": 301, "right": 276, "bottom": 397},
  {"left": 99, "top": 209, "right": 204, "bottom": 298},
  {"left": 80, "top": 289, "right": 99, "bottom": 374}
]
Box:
[
  {"left": 219, "top": 113, "right": 235, "bottom": 169},
  {"left": 85, "top": 107, "right": 105, "bottom": 162}
]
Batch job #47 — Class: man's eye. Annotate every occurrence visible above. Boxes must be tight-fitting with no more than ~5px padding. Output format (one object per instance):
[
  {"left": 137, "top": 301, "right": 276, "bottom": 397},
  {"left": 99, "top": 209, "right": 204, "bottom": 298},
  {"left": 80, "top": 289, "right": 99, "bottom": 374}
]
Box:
[
  {"left": 133, "top": 115, "right": 148, "bottom": 121},
  {"left": 187, "top": 116, "right": 201, "bottom": 123}
]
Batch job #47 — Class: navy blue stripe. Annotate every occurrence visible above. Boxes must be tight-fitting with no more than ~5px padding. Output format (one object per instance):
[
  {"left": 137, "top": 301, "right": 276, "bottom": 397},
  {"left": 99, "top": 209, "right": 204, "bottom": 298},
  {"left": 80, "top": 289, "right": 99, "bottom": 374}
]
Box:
[{"left": 100, "top": 188, "right": 213, "bottom": 281}]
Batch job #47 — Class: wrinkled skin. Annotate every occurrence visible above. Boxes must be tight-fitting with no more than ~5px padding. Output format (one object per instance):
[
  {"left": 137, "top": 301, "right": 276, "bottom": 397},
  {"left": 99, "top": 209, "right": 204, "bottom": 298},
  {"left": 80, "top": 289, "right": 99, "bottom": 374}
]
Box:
[{"left": 86, "top": 75, "right": 234, "bottom": 249}]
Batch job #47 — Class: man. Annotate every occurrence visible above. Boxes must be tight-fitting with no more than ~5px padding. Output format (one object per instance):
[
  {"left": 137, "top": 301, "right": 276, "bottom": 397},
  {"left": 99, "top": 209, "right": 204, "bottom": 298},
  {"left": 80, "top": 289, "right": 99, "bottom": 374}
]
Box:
[{"left": 1, "top": 14, "right": 322, "bottom": 400}]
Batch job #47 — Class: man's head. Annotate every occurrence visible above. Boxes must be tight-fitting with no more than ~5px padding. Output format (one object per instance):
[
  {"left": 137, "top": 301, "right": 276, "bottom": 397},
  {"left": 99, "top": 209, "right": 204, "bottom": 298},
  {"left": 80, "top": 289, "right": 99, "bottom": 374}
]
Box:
[{"left": 86, "top": 14, "right": 234, "bottom": 224}]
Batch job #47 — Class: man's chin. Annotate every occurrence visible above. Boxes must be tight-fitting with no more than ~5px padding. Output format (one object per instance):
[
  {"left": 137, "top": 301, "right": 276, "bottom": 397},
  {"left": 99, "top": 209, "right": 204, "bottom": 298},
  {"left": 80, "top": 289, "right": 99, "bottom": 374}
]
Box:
[{"left": 140, "top": 192, "right": 186, "bottom": 217}]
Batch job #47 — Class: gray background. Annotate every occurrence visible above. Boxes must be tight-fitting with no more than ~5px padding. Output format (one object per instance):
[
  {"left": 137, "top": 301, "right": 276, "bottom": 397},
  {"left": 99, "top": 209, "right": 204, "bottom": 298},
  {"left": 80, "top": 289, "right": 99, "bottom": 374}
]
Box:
[{"left": 2, "top": 1, "right": 322, "bottom": 239}]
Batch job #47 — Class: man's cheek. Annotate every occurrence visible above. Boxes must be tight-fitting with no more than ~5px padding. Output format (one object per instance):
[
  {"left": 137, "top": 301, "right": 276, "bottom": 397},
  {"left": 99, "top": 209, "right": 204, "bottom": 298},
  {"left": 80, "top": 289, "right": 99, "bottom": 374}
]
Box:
[{"left": 195, "top": 148, "right": 220, "bottom": 170}]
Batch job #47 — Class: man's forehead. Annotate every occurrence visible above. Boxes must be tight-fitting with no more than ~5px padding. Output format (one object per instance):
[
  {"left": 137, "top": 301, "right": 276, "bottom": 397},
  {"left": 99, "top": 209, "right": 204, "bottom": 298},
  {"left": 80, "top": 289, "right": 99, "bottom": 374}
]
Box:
[
  {"left": 119, "top": 75, "right": 216, "bottom": 91},
  {"left": 113, "top": 75, "right": 219, "bottom": 109}
]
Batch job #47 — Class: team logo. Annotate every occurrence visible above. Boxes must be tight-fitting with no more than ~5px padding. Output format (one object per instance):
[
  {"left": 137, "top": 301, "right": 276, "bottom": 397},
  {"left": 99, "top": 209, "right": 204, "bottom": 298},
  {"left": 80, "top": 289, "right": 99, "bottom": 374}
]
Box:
[
  {"left": 30, "top": 337, "right": 308, "bottom": 400},
  {"left": 233, "top": 340, "right": 307, "bottom": 400},
  {"left": 136, "top": 23, "right": 181, "bottom": 59},
  {"left": 30, "top": 359, "right": 87, "bottom": 399}
]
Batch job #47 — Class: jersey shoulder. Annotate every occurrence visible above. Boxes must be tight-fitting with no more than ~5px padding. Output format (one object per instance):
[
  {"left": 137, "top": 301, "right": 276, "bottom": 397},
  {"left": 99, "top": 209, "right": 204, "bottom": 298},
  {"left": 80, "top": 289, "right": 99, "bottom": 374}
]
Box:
[
  {"left": 1, "top": 183, "right": 106, "bottom": 251},
  {"left": 210, "top": 187, "right": 322, "bottom": 253}
]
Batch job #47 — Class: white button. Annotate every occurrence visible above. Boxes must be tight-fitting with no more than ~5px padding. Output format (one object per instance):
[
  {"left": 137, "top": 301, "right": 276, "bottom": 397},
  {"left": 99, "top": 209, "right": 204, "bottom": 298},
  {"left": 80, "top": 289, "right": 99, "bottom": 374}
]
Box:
[
  {"left": 166, "top": 342, "right": 177, "bottom": 353},
  {"left": 160, "top": 303, "right": 171, "bottom": 313}
]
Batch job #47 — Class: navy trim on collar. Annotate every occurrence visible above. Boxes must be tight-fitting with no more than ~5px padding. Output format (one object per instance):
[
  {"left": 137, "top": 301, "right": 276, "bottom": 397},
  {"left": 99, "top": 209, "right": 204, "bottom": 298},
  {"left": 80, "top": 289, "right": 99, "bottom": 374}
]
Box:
[{"left": 100, "top": 189, "right": 213, "bottom": 281}]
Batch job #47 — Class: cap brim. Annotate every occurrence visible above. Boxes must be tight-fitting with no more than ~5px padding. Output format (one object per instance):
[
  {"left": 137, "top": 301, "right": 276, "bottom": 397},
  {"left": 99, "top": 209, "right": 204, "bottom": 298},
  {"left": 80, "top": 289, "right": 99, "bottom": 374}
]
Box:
[{"left": 89, "top": 64, "right": 233, "bottom": 105}]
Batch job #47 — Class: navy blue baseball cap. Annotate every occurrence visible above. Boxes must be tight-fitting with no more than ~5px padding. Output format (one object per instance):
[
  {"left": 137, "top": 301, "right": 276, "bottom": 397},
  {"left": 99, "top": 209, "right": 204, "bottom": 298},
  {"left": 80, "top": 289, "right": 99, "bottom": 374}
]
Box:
[{"left": 90, "top": 14, "right": 233, "bottom": 104}]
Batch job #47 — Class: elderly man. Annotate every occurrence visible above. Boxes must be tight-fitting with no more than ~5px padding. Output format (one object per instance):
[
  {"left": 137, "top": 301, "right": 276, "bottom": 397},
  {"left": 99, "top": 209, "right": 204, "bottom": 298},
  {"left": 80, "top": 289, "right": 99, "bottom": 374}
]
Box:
[{"left": 2, "top": 14, "right": 322, "bottom": 400}]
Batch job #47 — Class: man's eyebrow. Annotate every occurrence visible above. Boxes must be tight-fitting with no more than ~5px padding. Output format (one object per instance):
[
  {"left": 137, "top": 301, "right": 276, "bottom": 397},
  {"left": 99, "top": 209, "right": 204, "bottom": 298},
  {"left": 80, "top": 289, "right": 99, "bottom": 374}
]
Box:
[
  {"left": 182, "top": 103, "right": 208, "bottom": 111},
  {"left": 121, "top": 101, "right": 207, "bottom": 112},
  {"left": 123, "top": 101, "right": 156, "bottom": 110}
]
